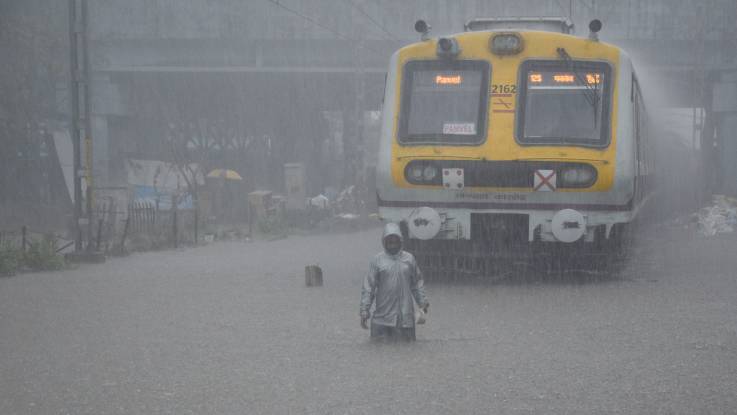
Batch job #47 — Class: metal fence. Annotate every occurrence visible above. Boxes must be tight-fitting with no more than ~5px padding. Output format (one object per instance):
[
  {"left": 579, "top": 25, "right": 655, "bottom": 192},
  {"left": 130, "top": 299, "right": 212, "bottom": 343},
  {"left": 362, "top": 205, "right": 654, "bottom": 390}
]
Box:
[
  {"left": 0, "top": 200, "right": 199, "bottom": 260},
  {"left": 118, "top": 201, "right": 198, "bottom": 252},
  {"left": 0, "top": 226, "right": 73, "bottom": 255}
]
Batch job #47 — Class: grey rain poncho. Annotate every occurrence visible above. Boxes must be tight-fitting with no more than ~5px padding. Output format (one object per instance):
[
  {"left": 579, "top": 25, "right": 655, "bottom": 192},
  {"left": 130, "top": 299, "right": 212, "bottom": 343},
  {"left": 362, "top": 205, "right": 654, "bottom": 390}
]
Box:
[{"left": 360, "top": 223, "right": 429, "bottom": 328}]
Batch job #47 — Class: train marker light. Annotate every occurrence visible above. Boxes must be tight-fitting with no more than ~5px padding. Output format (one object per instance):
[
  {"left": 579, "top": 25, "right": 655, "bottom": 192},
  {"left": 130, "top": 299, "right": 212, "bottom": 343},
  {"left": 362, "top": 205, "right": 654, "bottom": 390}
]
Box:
[
  {"left": 405, "top": 162, "right": 440, "bottom": 184},
  {"left": 560, "top": 166, "right": 596, "bottom": 187},
  {"left": 490, "top": 33, "right": 523, "bottom": 55},
  {"left": 422, "top": 165, "right": 438, "bottom": 181},
  {"left": 410, "top": 165, "right": 424, "bottom": 181}
]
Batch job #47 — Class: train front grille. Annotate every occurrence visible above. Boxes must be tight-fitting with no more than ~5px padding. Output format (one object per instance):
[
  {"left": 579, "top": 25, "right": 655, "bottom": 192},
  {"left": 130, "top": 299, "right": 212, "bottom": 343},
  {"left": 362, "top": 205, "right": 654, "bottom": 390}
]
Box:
[{"left": 471, "top": 213, "right": 529, "bottom": 248}]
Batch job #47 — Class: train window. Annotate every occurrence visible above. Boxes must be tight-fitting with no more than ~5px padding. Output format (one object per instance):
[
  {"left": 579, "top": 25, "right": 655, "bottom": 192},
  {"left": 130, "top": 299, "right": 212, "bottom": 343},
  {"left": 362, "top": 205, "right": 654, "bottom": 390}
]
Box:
[
  {"left": 398, "top": 60, "right": 490, "bottom": 145},
  {"left": 517, "top": 60, "right": 612, "bottom": 147}
]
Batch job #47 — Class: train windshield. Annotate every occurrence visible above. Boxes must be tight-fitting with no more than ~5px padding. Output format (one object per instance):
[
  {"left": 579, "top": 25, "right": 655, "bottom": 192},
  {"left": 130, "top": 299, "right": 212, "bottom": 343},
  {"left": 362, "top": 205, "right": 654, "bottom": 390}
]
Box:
[
  {"left": 517, "top": 60, "right": 612, "bottom": 147},
  {"left": 399, "top": 60, "right": 489, "bottom": 145}
]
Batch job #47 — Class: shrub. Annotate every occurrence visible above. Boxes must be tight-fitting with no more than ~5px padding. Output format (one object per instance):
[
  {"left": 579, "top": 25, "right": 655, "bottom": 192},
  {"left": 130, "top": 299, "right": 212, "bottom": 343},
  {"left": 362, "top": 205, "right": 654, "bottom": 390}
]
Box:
[
  {"left": 0, "top": 242, "right": 21, "bottom": 276},
  {"left": 257, "top": 213, "right": 286, "bottom": 235},
  {"left": 23, "top": 235, "right": 65, "bottom": 271}
]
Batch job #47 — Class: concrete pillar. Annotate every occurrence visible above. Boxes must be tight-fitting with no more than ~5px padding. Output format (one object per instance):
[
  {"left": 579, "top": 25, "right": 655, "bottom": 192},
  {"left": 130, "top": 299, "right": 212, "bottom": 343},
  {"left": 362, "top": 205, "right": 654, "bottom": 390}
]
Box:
[
  {"left": 90, "top": 73, "right": 124, "bottom": 187},
  {"left": 91, "top": 115, "right": 109, "bottom": 186},
  {"left": 713, "top": 69, "right": 737, "bottom": 196}
]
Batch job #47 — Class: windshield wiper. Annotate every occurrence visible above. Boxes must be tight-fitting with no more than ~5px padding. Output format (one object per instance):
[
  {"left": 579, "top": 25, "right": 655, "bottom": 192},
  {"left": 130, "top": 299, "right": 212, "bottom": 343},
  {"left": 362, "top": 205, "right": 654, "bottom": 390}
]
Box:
[{"left": 556, "top": 47, "right": 600, "bottom": 126}]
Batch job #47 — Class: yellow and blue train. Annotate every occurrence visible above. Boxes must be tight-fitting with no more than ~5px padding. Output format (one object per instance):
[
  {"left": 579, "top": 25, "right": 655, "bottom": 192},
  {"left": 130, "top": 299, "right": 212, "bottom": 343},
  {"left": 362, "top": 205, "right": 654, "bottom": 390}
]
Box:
[{"left": 376, "top": 18, "right": 653, "bottom": 268}]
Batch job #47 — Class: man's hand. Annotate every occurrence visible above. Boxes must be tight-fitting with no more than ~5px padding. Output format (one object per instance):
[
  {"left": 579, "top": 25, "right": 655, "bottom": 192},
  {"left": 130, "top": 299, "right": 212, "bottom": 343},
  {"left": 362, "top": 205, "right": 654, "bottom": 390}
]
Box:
[
  {"left": 360, "top": 311, "right": 370, "bottom": 329},
  {"left": 422, "top": 303, "right": 429, "bottom": 314}
]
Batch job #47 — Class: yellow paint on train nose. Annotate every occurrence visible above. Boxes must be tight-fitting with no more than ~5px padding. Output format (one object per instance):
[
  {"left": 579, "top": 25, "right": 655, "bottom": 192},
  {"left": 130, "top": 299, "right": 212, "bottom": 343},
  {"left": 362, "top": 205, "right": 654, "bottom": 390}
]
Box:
[{"left": 389, "top": 31, "right": 620, "bottom": 193}]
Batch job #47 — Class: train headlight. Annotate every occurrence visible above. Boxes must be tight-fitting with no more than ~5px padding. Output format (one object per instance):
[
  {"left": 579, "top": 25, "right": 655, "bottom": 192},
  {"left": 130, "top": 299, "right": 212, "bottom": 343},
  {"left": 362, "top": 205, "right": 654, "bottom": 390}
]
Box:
[
  {"left": 405, "top": 161, "right": 440, "bottom": 185},
  {"left": 490, "top": 33, "right": 523, "bottom": 55},
  {"left": 409, "top": 165, "right": 424, "bottom": 181},
  {"left": 436, "top": 37, "right": 461, "bottom": 58},
  {"left": 560, "top": 166, "right": 596, "bottom": 187},
  {"left": 423, "top": 165, "right": 438, "bottom": 181}
]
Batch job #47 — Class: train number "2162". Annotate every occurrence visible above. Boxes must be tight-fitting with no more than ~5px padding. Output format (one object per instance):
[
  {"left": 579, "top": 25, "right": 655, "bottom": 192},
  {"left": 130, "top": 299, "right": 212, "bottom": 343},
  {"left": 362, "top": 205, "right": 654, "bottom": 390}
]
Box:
[{"left": 491, "top": 84, "right": 517, "bottom": 94}]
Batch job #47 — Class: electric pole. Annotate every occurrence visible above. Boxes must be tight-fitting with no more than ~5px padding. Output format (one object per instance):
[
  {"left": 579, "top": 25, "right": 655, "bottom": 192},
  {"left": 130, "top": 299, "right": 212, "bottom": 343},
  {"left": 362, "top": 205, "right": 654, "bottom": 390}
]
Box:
[{"left": 68, "top": 0, "right": 92, "bottom": 251}]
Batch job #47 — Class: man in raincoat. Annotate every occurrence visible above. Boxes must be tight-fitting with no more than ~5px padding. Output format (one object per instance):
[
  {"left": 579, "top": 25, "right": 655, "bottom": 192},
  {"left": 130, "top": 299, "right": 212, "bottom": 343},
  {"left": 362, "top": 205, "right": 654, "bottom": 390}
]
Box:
[{"left": 360, "top": 223, "right": 429, "bottom": 342}]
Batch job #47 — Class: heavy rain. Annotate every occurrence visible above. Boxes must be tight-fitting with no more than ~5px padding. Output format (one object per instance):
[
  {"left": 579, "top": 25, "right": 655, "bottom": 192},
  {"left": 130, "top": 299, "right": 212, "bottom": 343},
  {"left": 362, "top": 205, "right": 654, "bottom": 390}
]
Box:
[{"left": 1, "top": 1, "right": 737, "bottom": 413}]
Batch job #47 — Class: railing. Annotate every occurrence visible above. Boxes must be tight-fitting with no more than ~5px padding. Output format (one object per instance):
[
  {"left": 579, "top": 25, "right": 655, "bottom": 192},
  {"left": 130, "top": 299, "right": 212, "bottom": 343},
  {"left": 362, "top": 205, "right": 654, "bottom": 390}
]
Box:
[
  {"left": 120, "top": 201, "right": 198, "bottom": 252},
  {"left": 0, "top": 199, "right": 199, "bottom": 266},
  {"left": 0, "top": 226, "right": 72, "bottom": 254}
]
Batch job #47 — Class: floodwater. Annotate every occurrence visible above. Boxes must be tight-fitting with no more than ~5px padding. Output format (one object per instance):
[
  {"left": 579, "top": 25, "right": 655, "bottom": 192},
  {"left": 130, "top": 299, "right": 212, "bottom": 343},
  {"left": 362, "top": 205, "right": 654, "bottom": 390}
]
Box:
[{"left": 2, "top": 226, "right": 736, "bottom": 414}]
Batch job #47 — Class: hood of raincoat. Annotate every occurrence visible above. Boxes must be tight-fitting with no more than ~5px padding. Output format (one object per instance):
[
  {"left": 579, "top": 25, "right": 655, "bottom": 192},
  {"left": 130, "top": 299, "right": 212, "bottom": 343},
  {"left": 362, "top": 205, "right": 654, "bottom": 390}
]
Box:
[{"left": 382, "top": 222, "right": 403, "bottom": 254}]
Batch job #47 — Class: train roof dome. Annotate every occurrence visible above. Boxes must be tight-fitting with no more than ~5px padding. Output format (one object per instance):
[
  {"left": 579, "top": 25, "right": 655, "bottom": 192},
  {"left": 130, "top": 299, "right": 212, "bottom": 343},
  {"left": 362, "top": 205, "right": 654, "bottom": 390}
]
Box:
[{"left": 465, "top": 17, "right": 574, "bottom": 34}]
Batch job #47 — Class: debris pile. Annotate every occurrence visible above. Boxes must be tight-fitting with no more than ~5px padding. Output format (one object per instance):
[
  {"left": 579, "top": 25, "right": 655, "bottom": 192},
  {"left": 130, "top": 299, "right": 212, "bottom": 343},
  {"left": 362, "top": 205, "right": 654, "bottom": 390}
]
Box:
[
  {"left": 696, "top": 195, "right": 737, "bottom": 237},
  {"left": 302, "top": 185, "right": 373, "bottom": 231}
]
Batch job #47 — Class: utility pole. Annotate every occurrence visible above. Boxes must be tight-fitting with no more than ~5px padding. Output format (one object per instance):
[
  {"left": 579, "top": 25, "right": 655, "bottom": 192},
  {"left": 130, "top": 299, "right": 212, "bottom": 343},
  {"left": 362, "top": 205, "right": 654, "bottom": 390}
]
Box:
[
  {"left": 68, "top": 0, "right": 92, "bottom": 252},
  {"left": 353, "top": 44, "right": 366, "bottom": 189},
  {"left": 569, "top": 0, "right": 574, "bottom": 21}
]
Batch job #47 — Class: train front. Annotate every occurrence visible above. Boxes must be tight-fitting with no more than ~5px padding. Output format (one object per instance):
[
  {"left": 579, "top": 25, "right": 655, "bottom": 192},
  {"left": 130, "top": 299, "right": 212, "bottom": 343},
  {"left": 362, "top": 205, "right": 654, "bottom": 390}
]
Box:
[{"left": 376, "top": 24, "right": 640, "bottom": 263}]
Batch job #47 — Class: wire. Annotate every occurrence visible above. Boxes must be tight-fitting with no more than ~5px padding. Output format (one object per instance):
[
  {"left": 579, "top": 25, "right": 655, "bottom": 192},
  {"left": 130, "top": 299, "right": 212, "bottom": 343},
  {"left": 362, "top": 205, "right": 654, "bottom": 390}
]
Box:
[
  {"left": 576, "top": 0, "right": 594, "bottom": 12},
  {"left": 343, "top": 0, "right": 400, "bottom": 42},
  {"left": 593, "top": 1, "right": 617, "bottom": 22},
  {"left": 553, "top": 0, "right": 571, "bottom": 19},
  {"left": 264, "top": 0, "right": 384, "bottom": 55}
]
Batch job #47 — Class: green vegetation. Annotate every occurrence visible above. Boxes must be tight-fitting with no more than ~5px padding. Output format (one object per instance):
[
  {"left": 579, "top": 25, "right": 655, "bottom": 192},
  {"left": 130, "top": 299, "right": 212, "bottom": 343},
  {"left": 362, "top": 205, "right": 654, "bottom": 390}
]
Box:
[
  {"left": 0, "top": 242, "right": 22, "bottom": 276},
  {"left": 0, "top": 235, "right": 65, "bottom": 276},
  {"left": 257, "top": 214, "right": 287, "bottom": 235},
  {"left": 24, "top": 236, "right": 65, "bottom": 271}
]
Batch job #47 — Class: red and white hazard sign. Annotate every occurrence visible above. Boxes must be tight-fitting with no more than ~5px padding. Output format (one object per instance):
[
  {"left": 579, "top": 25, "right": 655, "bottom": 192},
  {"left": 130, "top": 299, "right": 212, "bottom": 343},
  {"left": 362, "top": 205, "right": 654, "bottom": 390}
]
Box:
[{"left": 534, "top": 169, "right": 556, "bottom": 191}]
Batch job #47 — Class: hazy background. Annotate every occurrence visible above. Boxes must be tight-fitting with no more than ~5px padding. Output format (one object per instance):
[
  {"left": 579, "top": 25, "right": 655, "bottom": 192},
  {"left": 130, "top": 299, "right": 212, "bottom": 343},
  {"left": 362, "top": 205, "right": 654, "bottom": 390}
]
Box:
[{"left": 1, "top": 0, "right": 736, "bottom": 233}]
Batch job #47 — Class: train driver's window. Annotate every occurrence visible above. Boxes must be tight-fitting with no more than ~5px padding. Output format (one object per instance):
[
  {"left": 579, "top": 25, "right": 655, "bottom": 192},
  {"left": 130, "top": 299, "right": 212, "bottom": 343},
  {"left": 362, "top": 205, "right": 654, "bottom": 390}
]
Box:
[
  {"left": 517, "top": 60, "right": 612, "bottom": 147},
  {"left": 398, "top": 60, "right": 490, "bottom": 145}
]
